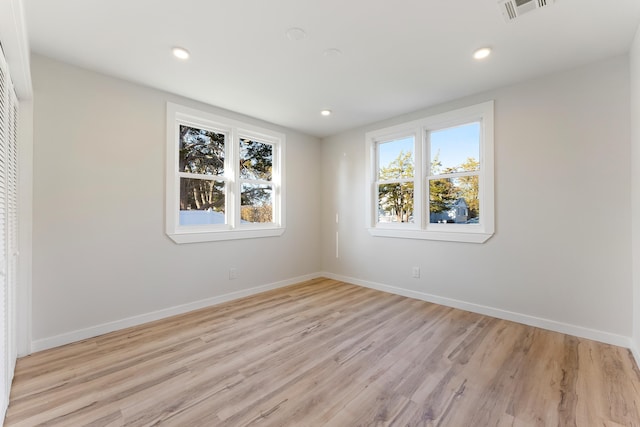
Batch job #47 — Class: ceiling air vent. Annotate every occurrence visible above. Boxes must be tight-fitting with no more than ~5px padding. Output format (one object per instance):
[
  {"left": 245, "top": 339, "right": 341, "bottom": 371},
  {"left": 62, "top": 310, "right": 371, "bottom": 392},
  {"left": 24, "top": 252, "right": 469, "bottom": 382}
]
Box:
[{"left": 499, "top": 0, "right": 555, "bottom": 22}]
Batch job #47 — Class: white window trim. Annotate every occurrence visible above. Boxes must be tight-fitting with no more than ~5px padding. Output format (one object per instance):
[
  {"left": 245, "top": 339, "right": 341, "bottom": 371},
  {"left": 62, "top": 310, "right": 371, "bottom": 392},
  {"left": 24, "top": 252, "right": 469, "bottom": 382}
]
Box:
[
  {"left": 365, "top": 101, "right": 494, "bottom": 244},
  {"left": 166, "top": 103, "right": 286, "bottom": 244}
]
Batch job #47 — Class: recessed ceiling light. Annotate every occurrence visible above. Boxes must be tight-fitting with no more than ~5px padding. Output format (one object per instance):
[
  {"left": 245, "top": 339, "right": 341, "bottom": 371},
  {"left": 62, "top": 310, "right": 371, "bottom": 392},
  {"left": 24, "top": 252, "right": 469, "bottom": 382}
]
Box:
[
  {"left": 321, "top": 109, "right": 332, "bottom": 116},
  {"left": 286, "top": 27, "right": 307, "bottom": 41},
  {"left": 473, "top": 47, "right": 492, "bottom": 60},
  {"left": 172, "top": 47, "right": 190, "bottom": 60}
]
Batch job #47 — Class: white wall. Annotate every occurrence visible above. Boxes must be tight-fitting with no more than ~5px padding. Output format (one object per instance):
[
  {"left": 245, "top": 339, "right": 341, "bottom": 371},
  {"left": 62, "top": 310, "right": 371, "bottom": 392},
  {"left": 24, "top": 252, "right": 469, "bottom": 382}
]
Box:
[
  {"left": 321, "top": 56, "right": 632, "bottom": 345},
  {"left": 31, "top": 55, "right": 322, "bottom": 350},
  {"left": 631, "top": 25, "right": 640, "bottom": 362},
  {"left": 29, "top": 51, "right": 638, "bottom": 352}
]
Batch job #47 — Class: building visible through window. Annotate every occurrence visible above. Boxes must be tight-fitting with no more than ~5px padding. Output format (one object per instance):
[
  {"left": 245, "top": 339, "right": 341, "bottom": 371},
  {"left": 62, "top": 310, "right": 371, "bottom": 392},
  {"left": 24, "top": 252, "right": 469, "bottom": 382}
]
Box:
[{"left": 365, "top": 101, "right": 494, "bottom": 243}]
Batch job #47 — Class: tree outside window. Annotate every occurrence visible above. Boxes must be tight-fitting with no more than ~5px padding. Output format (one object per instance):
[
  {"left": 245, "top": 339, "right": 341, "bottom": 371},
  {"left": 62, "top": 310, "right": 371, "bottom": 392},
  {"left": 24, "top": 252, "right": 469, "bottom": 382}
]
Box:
[
  {"left": 166, "top": 102, "right": 285, "bottom": 243},
  {"left": 377, "top": 137, "right": 415, "bottom": 223},
  {"left": 365, "top": 101, "right": 494, "bottom": 243}
]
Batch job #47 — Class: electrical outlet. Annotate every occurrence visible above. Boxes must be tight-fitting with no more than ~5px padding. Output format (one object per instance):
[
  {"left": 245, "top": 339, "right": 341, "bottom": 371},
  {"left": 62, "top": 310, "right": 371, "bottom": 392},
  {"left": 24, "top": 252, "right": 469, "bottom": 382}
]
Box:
[
  {"left": 229, "top": 268, "right": 237, "bottom": 280},
  {"left": 412, "top": 267, "right": 420, "bottom": 278}
]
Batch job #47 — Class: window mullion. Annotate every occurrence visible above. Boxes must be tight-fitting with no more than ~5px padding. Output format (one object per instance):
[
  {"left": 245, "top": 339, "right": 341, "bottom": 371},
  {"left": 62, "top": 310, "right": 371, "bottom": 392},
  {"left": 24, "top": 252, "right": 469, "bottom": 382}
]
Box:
[
  {"left": 376, "top": 177, "right": 414, "bottom": 185},
  {"left": 227, "top": 128, "right": 238, "bottom": 229},
  {"left": 413, "top": 128, "right": 423, "bottom": 228},
  {"left": 274, "top": 143, "right": 282, "bottom": 226},
  {"left": 178, "top": 172, "right": 228, "bottom": 182},
  {"left": 428, "top": 170, "right": 479, "bottom": 180},
  {"left": 240, "top": 178, "right": 272, "bottom": 186}
]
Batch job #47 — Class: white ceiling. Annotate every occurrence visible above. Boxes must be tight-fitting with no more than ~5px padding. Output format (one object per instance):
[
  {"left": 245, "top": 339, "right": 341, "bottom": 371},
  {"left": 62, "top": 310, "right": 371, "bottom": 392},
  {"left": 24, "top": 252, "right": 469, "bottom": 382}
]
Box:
[{"left": 23, "top": 0, "right": 640, "bottom": 138}]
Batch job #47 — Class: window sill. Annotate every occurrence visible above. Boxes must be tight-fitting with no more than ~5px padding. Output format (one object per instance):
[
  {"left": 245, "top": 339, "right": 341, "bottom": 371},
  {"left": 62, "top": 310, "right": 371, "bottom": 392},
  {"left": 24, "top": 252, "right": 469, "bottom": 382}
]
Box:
[
  {"left": 168, "top": 227, "right": 285, "bottom": 244},
  {"left": 367, "top": 227, "right": 493, "bottom": 243}
]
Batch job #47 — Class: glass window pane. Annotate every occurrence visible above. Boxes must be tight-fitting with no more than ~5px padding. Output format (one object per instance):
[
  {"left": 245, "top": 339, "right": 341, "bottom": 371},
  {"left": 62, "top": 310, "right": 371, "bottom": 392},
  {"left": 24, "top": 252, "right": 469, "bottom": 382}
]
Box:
[
  {"left": 430, "top": 122, "right": 480, "bottom": 175},
  {"left": 378, "top": 182, "right": 414, "bottom": 223},
  {"left": 179, "top": 125, "right": 225, "bottom": 175},
  {"left": 179, "top": 178, "right": 225, "bottom": 225},
  {"left": 378, "top": 137, "right": 414, "bottom": 180},
  {"left": 241, "top": 184, "right": 273, "bottom": 223},
  {"left": 429, "top": 176, "right": 479, "bottom": 224},
  {"left": 240, "top": 139, "right": 273, "bottom": 181}
]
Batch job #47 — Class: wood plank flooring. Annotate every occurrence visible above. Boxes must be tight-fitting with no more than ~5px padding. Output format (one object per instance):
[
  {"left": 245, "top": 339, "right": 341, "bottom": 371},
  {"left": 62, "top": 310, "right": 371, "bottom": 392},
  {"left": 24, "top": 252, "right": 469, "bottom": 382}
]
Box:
[{"left": 5, "top": 278, "right": 640, "bottom": 426}]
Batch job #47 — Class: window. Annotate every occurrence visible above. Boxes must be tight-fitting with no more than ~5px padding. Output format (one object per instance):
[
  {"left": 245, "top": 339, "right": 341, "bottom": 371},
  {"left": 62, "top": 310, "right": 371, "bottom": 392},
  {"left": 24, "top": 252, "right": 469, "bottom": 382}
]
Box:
[
  {"left": 166, "top": 103, "right": 285, "bottom": 243},
  {"left": 429, "top": 122, "right": 480, "bottom": 225},
  {"left": 377, "top": 136, "right": 415, "bottom": 224},
  {"left": 365, "top": 101, "right": 494, "bottom": 243}
]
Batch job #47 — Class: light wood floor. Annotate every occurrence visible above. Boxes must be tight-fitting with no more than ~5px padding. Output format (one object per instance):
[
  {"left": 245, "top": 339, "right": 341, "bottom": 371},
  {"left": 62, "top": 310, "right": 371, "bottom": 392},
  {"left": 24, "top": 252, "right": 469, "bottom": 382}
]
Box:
[{"left": 6, "top": 278, "right": 640, "bottom": 426}]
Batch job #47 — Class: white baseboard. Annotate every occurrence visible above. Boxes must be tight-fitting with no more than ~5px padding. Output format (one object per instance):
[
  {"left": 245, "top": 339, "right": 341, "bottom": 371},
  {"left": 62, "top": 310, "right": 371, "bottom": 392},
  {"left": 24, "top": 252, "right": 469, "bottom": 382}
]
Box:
[
  {"left": 31, "top": 272, "right": 322, "bottom": 353},
  {"left": 321, "top": 272, "right": 633, "bottom": 349},
  {"left": 31, "top": 272, "right": 636, "bottom": 355}
]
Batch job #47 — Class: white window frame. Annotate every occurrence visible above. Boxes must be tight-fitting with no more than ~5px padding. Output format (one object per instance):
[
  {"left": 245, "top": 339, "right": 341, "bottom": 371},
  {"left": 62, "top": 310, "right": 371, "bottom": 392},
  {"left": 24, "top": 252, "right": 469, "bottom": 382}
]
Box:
[
  {"left": 166, "top": 103, "right": 285, "bottom": 244},
  {"left": 365, "top": 101, "right": 494, "bottom": 243}
]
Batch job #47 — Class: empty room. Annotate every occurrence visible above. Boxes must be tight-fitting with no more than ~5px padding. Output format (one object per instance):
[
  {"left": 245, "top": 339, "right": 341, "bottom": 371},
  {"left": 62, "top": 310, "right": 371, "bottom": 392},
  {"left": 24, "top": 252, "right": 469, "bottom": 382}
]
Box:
[{"left": 1, "top": 0, "right": 640, "bottom": 425}]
